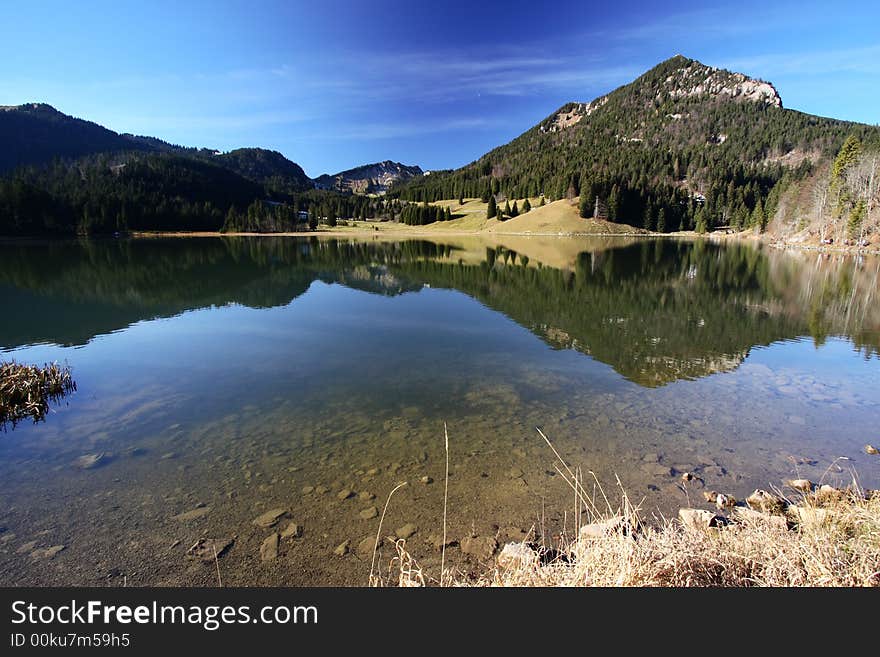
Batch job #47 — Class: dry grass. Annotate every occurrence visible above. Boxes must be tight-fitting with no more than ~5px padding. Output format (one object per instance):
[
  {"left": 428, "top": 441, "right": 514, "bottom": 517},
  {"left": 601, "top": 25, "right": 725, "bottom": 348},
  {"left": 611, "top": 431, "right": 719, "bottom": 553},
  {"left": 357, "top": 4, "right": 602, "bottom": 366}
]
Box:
[
  {"left": 479, "top": 492, "right": 880, "bottom": 587},
  {"left": 376, "top": 428, "right": 880, "bottom": 587},
  {"left": 0, "top": 361, "right": 76, "bottom": 430}
]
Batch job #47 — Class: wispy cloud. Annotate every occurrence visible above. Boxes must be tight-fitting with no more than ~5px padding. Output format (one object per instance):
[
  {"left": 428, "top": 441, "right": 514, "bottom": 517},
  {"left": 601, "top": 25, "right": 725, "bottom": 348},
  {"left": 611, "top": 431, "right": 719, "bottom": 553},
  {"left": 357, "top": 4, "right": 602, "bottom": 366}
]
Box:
[
  {"left": 723, "top": 44, "right": 880, "bottom": 77},
  {"left": 297, "top": 117, "right": 499, "bottom": 141}
]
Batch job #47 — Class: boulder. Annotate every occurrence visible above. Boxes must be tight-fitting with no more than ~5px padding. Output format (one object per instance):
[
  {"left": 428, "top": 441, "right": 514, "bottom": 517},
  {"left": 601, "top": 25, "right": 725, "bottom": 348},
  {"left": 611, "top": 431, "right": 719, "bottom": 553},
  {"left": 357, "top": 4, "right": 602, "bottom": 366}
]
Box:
[
  {"left": 579, "top": 516, "right": 627, "bottom": 539},
  {"left": 813, "top": 484, "right": 844, "bottom": 505},
  {"left": 715, "top": 493, "right": 737, "bottom": 509},
  {"left": 733, "top": 507, "right": 789, "bottom": 530},
  {"left": 496, "top": 542, "right": 538, "bottom": 570},
  {"left": 679, "top": 508, "right": 726, "bottom": 531},
  {"left": 788, "top": 505, "right": 832, "bottom": 526},
  {"left": 785, "top": 479, "right": 814, "bottom": 493},
  {"left": 745, "top": 489, "right": 786, "bottom": 514}
]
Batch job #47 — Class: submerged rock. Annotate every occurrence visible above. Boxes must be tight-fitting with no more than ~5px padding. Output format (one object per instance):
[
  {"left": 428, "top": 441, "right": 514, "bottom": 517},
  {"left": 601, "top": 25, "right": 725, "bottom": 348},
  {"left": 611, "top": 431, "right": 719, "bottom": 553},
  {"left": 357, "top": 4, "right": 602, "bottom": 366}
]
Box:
[
  {"left": 75, "top": 452, "right": 107, "bottom": 470},
  {"left": 425, "top": 534, "right": 458, "bottom": 551},
  {"left": 252, "top": 508, "right": 286, "bottom": 528},
  {"left": 260, "top": 533, "right": 280, "bottom": 561},
  {"left": 865, "top": 444, "right": 879, "bottom": 455},
  {"left": 31, "top": 545, "right": 65, "bottom": 559},
  {"left": 357, "top": 535, "right": 379, "bottom": 556},
  {"left": 280, "top": 522, "right": 303, "bottom": 539},
  {"left": 358, "top": 506, "right": 378, "bottom": 520},
  {"left": 172, "top": 506, "right": 211, "bottom": 522},
  {"left": 186, "top": 538, "right": 234, "bottom": 563},
  {"left": 333, "top": 540, "right": 350, "bottom": 556},
  {"left": 337, "top": 489, "right": 354, "bottom": 500},
  {"left": 395, "top": 523, "right": 418, "bottom": 540}
]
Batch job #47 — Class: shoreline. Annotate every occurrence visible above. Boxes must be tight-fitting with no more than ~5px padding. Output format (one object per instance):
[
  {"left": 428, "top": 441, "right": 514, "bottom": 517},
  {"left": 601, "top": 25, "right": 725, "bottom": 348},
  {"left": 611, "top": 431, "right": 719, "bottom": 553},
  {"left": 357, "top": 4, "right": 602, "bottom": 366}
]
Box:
[{"left": 126, "top": 227, "right": 880, "bottom": 257}]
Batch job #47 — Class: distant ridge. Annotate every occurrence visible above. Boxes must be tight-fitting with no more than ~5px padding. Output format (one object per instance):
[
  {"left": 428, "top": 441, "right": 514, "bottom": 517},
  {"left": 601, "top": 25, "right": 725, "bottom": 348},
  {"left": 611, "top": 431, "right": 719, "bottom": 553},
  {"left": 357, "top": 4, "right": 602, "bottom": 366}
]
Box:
[{"left": 314, "top": 160, "right": 423, "bottom": 194}]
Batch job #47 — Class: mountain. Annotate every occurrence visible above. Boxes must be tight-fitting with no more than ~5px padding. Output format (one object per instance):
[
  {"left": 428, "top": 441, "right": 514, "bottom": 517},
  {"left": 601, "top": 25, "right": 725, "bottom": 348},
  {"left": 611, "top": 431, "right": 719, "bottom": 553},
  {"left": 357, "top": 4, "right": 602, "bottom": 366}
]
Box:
[
  {"left": 0, "top": 103, "right": 401, "bottom": 198},
  {"left": 0, "top": 103, "right": 154, "bottom": 173},
  {"left": 394, "top": 55, "right": 880, "bottom": 238},
  {"left": 0, "top": 105, "right": 310, "bottom": 192},
  {"left": 213, "top": 148, "right": 313, "bottom": 194},
  {"left": 315, "top": 160, "right": 423, "bottom": 194}
]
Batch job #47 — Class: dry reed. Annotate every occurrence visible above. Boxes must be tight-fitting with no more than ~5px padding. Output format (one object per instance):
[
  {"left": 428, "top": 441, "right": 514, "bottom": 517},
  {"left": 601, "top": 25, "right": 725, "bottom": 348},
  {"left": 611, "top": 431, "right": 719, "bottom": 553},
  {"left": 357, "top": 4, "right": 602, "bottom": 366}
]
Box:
[{"left": 0, "top": 361, "right": 76, "bottom": 430}]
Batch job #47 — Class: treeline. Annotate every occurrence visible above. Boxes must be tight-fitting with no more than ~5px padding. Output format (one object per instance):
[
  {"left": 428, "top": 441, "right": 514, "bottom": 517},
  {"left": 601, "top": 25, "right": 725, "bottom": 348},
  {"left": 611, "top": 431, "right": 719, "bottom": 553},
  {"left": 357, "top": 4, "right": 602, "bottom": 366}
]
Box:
[
  {"left": 0, "top": 151, "right": 414, "bottom": 235},
  {"left": 399, "top": 202, "right": 451, "bottom": 225},
  {"left": 0, "top": 153, "right": 264, "bottom": 234}
]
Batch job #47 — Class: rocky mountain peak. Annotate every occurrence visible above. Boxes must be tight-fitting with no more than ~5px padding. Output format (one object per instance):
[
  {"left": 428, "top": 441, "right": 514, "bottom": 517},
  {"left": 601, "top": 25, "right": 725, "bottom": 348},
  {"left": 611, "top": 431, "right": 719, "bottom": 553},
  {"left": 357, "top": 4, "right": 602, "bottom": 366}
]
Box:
[{"left": 659, "top": 56, "right": 782, "bottom": 107}]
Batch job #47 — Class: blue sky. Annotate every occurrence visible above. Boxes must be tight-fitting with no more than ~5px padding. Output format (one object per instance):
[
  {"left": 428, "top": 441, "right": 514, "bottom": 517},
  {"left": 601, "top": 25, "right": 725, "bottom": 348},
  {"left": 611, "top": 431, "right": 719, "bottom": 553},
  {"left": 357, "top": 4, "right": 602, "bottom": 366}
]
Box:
[{"left": 2, "top": 0, "right": 878, "bottom": 176}]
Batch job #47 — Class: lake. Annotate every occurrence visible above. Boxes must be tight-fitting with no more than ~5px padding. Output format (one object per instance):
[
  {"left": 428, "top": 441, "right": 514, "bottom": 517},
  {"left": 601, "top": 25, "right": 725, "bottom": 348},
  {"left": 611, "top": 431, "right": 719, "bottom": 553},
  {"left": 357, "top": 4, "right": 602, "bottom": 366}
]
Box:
[{"left": 1, "top": 234, "right": 878, "bottom": 585}]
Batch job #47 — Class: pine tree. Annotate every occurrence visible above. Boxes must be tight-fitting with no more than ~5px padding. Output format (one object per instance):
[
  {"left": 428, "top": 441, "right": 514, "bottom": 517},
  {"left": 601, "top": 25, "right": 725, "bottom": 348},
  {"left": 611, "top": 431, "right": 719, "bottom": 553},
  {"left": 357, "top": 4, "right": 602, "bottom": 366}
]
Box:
[
  {"left": 511, "top": 200, "right": 519, "bottom": 217},
  {"left": 522, "top": 198, "right": 531, "bottom": 213},
  {"left": 642, "top": 204, "right": 653, "bottom": 231},
  {"left": 539, "top": 195, "right": 545, "bottom": 207},
  {"left": 487, "top": 196, "right": 496, "bottom": 219},
  {"left": 750, "top": 198, "right": 764, "bottom": 230},
  {"left": 503, "top": 200, "right": 511, "bottom": 216},
  {"left": 607, "top": 185, "right": 620, "bottom": 220},
  {"left": 579, "top": 193, "right": 592, "bottom": 218}
]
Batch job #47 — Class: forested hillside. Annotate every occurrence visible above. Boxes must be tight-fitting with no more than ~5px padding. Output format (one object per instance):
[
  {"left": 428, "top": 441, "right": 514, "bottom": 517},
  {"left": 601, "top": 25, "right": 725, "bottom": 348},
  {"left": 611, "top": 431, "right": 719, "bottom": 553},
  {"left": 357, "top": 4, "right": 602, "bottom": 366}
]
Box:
[
  {"left": 0, "top": 103, "right": 153, "bottom": 173},
  {"left": 393, "top": 55, "right": 880, "bottom": 237}
]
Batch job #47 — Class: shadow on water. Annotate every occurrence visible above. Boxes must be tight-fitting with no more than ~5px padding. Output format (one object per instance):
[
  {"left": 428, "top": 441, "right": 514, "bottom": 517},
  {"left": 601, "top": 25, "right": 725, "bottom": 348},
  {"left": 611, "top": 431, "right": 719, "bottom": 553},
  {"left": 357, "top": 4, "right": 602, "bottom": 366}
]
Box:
[{"left": 2, "top": 236, "right": 878, "bottom": 382}]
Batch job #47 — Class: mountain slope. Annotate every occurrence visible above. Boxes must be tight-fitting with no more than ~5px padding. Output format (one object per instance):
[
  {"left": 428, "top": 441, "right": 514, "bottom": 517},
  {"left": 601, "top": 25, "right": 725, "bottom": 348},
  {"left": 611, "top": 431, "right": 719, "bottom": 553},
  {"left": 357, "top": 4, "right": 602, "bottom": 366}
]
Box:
[
  {"left": 0, "top": 103, "right": 155, "bottom": 173},
  {"left": 213, "top": 148, "right": 313, "bottom": 193},
  {"left": 315, "top": 160, "right": 423, "bottom": 194},
  {"left": 0, "top": 105, "right": 312, "bottom": 193},
  {"left": 394, "top": 55, "right": 880, "bottom": 235}
]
